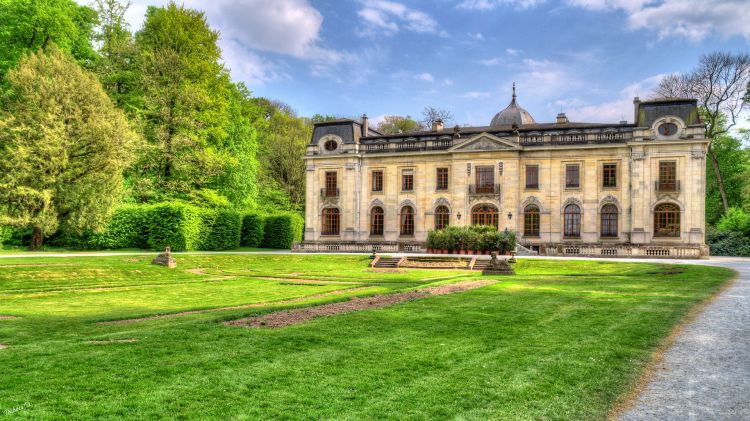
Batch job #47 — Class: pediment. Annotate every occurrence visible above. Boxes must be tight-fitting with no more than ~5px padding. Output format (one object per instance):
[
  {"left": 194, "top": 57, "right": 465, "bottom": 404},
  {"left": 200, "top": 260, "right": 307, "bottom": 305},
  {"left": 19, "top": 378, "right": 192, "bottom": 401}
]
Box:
[{"left": 449, "top": 133, "right": 521, "bottom": 152}]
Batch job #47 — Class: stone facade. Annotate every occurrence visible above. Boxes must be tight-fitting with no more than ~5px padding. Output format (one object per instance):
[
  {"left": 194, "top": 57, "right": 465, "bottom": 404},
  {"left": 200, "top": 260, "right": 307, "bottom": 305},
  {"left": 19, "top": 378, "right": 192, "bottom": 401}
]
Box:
[{"left": 301, "top": 96, "right": 710, "bottom": 258}]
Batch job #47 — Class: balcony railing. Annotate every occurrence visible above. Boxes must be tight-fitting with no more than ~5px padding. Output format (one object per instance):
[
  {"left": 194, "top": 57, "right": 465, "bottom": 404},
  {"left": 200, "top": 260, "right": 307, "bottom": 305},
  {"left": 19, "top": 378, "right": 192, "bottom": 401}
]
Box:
[
  {"left": 320, "top": 188, "right": 339, "bottom": 198},
  {"left": 655, "top": 180, "right": 680, "bottom": 192},
  {"left": 468, "top": 184, "right": 501, "bottom": 196}
]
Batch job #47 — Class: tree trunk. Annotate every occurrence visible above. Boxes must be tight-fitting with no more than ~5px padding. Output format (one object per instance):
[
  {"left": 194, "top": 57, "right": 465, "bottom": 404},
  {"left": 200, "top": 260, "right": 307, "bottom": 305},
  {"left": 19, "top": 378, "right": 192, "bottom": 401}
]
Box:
[
  {"left": 708, "top": 144, "right": 730, "bottom": 212},
  {"left": 30, "top": 227, "right": 43, "bottom": 251}
]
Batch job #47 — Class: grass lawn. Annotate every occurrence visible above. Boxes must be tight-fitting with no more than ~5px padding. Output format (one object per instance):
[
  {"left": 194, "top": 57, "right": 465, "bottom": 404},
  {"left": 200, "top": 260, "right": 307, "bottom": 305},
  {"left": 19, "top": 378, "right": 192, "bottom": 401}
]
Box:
[{"left": 0, "top": 254, "right": 735, "bottom": 419}]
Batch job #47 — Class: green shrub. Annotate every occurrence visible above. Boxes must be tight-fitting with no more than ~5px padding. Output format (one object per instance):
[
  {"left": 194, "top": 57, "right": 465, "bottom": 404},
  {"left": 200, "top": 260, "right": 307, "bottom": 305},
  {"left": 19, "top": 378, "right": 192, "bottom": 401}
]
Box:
[
  {"left": 199, "top": 209, "right": 242, "bottom": 251},
  {"left": 706, "top": 227, "right": 750, "bottom": 257},
  {"left": 241, "top": 213, "right": 266, "bottom": 247},
  {"left": 425, "top": 225, "right": 516, "bottom": 253},
  {"left": 262, "top": 212, "right": 304, "bottom": 249},
  {"left": 88, "top": 205, "right": 151, "bottom": 249},
  {"left": 716, "top": 207, "right": 750, "bottom": 236},
  {"left": 0, "top": 225, "right": 13, "bottom": 247},
  {"left": 147, "top": 202, "right": 204, "bottom": 251}
]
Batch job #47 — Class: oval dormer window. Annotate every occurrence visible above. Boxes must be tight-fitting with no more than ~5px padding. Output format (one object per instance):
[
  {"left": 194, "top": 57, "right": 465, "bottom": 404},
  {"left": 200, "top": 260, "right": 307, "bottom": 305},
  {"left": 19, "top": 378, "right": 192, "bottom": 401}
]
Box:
[
  {"left": 658, "top": 123, "right": 678, "bottom": 137},
  {"left": 323, "top": 140, "right": 338, "bottom": 151}
]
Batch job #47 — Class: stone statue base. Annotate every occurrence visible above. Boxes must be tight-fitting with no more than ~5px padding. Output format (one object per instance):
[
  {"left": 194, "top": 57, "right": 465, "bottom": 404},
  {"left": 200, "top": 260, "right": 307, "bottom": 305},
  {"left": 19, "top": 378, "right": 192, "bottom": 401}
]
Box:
[
  {"left": 152, "top": 247, "right": 176, "bottom": 268},
  {"left": 482, "top": 252, "right": 515, "bottom": 275}
]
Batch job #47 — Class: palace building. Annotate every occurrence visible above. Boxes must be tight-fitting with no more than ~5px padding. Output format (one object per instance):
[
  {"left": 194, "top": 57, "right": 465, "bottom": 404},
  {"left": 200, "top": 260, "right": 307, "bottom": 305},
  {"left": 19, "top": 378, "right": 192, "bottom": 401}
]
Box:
[{"left": 298, "top": 87, "right": 710, "bottom": 258}]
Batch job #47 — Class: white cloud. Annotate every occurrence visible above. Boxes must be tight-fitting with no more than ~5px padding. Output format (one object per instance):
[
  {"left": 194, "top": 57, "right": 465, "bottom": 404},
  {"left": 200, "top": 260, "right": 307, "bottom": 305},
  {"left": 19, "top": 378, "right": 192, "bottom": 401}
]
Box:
[
  {"left": 416, "top": 73, "right": 435, "bottom": 82},
  {"left": 468, "top": 32, "right": 484, "bottom": 40},
  {"left": 567, "top": 0, "right": 750, "bottom": 42},
  {"left": 463, "top": 91, "right": 491, "bottom": 98},
  {"left": 564, "top": 74, "right": 667, "bottom": 123},
  {"left": 456, "top": 0, "right": 546, "bottom": 10},
  {"left": 478, "top": 57, "right": 503, "bottom": 66},
  {"left": 357, "top": 0, "right": 442, "bottom": 36},
  {"left": 442, "top": 78, "right": 455, "bottom": 86},
  {"left": 506, "top": 48, "right": 521, "bottom": 56}
]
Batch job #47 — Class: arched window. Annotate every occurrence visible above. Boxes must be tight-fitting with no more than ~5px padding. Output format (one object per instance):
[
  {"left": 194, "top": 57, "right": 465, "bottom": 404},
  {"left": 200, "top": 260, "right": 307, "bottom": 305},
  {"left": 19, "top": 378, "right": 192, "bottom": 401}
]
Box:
[
  {"left": 400, "top": 206, "right": 414, "bottom": 235},
  {"left": 321, "top": 208, "right": 339, "bottom": 235},
  {"left": 370, "top": 207, "right": 384, "bottom": 236},
  {"left": 600, "top": 204, "right": 618, "bottom": 238},
  {"left": 563, "top": 204, "right": 581, "bottom": 237},
  {"left": 435, "top": 205, "right": 450, "bottom": 230},
  {"left": 471, "top": 204, "right": 499, "bottom": 228},
  {"left": 654, "top": 203, "right": 680, "bottom": 237},
  {"left": 524, "top": 205, "right": 540, "bottom": 237}
]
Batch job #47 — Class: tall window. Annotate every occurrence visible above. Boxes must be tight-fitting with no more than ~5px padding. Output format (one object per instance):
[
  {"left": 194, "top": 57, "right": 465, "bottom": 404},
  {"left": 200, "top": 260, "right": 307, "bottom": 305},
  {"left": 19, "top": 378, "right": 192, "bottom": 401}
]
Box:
[
  {"left": 471, "top": 204, "right": 499, "bottom": 228},
  {"left": 526, "top": 165, "right": 539, "bottom": 189},
  {"left": 563, "top": 204, "right": 581, "bottom": 237},
  {"left": 565, "top": 164, "right": 580, "bottom": 188},
  {"left": 400, "top": 206, "right": 414, "bottom": 235},
  {"left": 435, "top": 205, "right": 450, "bottom": 230},
  {"left": 603, "top": 164, "right": 617, "bottom": 188},
  {"left": 372, "top": 170, "right": 383, "bottom": 192},
  {"left": 402, "top": 172, "right": 414, "bottom": 191},
  {"left": 324, "top": 171, "right": 338, "bottom": 196},
  {"left": 600, "top": 204, "right": 618, "bottom": 238},
  {"left": 322, "top": 208, "right": 339, "bottom": 235},
  {"left": 436, "top": 168, "right": 449, "bottom": 191},
  {"left": 475, "top": 166, "right": 495, "bottom": 193},
  {"left": 370, "top": 207, "right": 384, "bottom": 235},
  {"left": 654, "top": 203, "right": 680, "bottom": 237},
  {"left": 524, "top": 205, "right": 540, "bottom": 237},
  {"left": 658, "top": 161, "right": 677, "bottom": 191}
]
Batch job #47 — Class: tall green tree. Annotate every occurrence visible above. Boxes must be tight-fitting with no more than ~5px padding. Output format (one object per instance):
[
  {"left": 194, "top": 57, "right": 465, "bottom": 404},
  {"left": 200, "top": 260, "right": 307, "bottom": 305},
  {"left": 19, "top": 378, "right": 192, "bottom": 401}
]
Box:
[
  {"left": 92, "top": 0, "right": 140, "bottom": 111},
  {"left": 705, "top": 132, "right": 748, "bottom": 225},
  {"left": 0, "top": 0, "right": 98, "bottom": 79},
  {"left": 0, "top": 47, "right": 138, "bottom": 249},
  {"left": 255, "top": 99, "right": 310, "bottom": 211},
  {"left": 132, "top": 2, "right": 233, "bottom": 202}
]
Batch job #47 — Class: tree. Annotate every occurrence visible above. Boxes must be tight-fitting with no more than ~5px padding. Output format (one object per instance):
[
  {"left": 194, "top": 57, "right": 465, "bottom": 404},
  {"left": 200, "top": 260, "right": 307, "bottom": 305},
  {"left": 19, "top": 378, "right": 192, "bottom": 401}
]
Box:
[
  {"left": 376, "top": 115, "right": 424, "bottom": 135},
  {"left": 255, "top": 99, "right": 310, "bottom": 211},
  {"left": 93, "top": 0, "right": 140, "bottom": 110},
  {"left": 705, "top": 132, "right": 747, "bottom": 225},
  {"left": 0, "top": 47, "right": 137, "bottom": 249},
  {"left": 420, "top": 106, "right": 454, "bottom": 129},
  {"left": 132, "top": 2, "right": 233, "bottom": 201},
  {"left": 655, "top": 52, "right": 750, "bottom": 213},
  {"left": 0, "top": 0, "right": 98, "bottom": 79}
]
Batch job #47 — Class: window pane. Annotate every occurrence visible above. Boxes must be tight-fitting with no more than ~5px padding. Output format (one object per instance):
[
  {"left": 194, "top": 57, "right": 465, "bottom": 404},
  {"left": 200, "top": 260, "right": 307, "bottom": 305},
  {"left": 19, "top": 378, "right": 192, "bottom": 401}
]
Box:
[
  {"left": 526, "top": 165, "right": 539, "bottom": 188},
  {"left": 524, "top": 205, "right": 540, "bottom": 237},
  {"left": 475, "top": 167, "right": 494, "bottom": 193},
  {"left": 436, "top": 168, "right": 448, "bottom": 190},
  {"left": 402, "top": 174, "right": 413, "bottom": 191},
  {"left": 565, "top": 164, "right": 579, "bottom": 188},
  {"left": 564, "top": 204, "right": 581, "bottom": 237},
  {"left": 603, "top": 164, "right": 617, "bottom": 187},
  {"left": 372, "top": 171, "right": 383, "bottom": 192}
]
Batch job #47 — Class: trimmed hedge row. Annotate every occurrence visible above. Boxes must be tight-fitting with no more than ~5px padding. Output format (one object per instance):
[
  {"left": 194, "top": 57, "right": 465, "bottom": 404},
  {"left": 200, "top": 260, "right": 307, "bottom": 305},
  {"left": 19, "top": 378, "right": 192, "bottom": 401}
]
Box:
[
  {"left": 426, "top": 225, "right": 516, "bottom": 254},
  {"left": 78, "top": 203, "right": 302, "bottom": 251}
]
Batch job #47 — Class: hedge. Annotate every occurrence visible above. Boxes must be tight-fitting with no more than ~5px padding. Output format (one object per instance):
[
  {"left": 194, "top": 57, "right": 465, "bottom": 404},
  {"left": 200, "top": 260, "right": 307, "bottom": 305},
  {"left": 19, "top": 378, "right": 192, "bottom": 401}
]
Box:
[
  {"left": 426, "top": 225, "right": 516, "bottom": 253},
  {"left": 262, "top": 212, "right": 304, "bottom": 249},
  {"left": 199, "top": 210, "right": 242, "bottom": 251},
  {"left": 146, "top": 202, "right": 204, "bottom": 251},
  {"left": 88, "top": 205, "right": 151, "bottom": 249},
  {"left": 706, "top": 228, "right": 750, "bottom": 257},
  {"left": 0, "top": 225, "right": 13, "bottom": 247},
  {"left": 241, "top": 213, "right": 266, "bottom": 248}
]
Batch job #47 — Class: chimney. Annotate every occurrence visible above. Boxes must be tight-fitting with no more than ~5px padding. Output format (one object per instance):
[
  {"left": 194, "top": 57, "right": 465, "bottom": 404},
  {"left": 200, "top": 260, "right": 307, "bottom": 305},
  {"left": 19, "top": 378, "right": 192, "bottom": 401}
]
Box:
[
  {"left": 432, "top": 118, "right": 444, "bottom": 132},
  {"left": 633, "top": 97, "right": 641, "bottom": 126},
  {"left": 556, "top": 112, "right": 569, "bottom": 124},
  {"left": 361, "top": 114, "right": 369, "bottom": 137}
]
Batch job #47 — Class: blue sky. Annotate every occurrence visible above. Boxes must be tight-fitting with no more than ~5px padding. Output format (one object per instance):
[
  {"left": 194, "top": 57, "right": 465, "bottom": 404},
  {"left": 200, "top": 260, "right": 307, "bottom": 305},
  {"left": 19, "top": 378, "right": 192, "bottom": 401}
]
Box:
[{"left": 109, "top": 0, "right": 749, "bottom": 126}]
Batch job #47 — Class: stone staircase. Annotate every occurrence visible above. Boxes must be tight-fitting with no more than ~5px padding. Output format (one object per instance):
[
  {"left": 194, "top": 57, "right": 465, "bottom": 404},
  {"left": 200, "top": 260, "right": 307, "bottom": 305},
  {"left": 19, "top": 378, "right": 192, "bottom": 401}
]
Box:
[
  {"left": 372, "top": 257, "right": 402, "bottom": 268},
  {"left": 471, "top": 259, "right": 490, "bottom": 271},
  {"left": 516, "top": 243, "right": 538, "bottom": 256}
]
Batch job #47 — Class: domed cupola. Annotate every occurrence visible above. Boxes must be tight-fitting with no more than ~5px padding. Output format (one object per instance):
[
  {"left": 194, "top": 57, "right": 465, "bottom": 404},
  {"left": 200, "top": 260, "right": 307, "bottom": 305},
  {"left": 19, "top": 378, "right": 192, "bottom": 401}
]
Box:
[{"left": 490, "top": 83, "right": 536, "bottom": 127}]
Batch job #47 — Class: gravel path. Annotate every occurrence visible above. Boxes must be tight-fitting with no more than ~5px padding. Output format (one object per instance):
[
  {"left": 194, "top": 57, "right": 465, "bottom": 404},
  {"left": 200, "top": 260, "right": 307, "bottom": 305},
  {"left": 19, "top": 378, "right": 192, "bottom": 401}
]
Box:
[{"left": 619, "top": 257, "right": 750, "bottom": 421}]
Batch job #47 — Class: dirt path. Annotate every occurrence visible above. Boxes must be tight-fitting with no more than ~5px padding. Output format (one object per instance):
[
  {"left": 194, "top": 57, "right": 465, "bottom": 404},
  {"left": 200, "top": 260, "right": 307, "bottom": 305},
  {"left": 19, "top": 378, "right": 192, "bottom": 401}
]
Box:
[
  {"left": 98, "top": 287, "right": 372, "bottom": 325},
  {"left": 0, "top": 316, "right": 18, "bottom": 321},
  {"left": 226, "top": 280, "right": 497, "bottom": 329}
]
